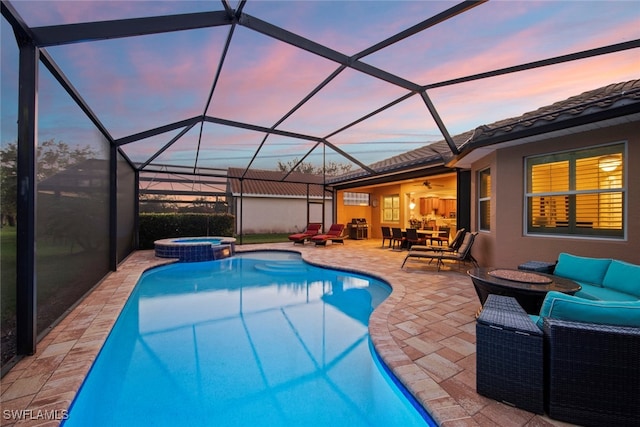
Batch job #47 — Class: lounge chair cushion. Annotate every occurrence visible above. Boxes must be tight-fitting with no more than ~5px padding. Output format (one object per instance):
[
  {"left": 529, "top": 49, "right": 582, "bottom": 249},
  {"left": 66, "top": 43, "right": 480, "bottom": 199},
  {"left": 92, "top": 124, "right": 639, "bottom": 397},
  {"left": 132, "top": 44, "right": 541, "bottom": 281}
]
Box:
[
  {"left": 553, "top": 253, "right": 612, "bottom": 286},
  {"left": 602, "top": 260, "right": 640, "bottom": 298},
  {"left": 288, "top": 223, "right": 322, "bottom": 242},
  {"left": 536, "top": 291, "right": 640, "bottom": 329},
  {"left": 311, "top": 224, "right": 345, "bottom": 244}
]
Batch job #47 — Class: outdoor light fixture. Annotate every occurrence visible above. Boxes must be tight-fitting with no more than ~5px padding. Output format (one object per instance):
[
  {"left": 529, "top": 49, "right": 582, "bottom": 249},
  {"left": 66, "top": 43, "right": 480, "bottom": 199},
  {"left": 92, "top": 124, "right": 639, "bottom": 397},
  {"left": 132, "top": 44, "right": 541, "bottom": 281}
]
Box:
[
  {"left": 409, "top": 199, "right": 416, "bottom": 210},
  {"left": 599, "top": 155, "right": 621, "bottom": 172}
]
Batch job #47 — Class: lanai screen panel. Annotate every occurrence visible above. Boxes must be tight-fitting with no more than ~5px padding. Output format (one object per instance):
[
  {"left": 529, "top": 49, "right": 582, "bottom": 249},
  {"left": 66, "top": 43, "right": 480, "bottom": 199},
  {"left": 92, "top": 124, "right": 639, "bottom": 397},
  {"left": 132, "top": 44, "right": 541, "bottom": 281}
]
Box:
[
  {"left": 3, "top": 0, "right": 640, "bottom": 180},
  {"left": 45, "top": 27, "right": 229, "bottom": 140},
  {"left": 325, "top": 94, "right": 442, "bottom": 165},
  {"left": 36, "top": 64, "right": 111, "bottom": 337},
  {"left": 0, "top": 15, "right": 19, "bottom": 366},
  {"left": 117, "top": 151, "right": 136, "bottom": 262},
  {"left": 364, "top": 1, "right": 640, "bottom": 135},
  {"left": 206, "top": 26, "right": 340, "bottom": 129},
  {"left": 242, "top": 1, "right": 453, "bottom": 55},
  {"left": 119, "top": 127, "right": 192, "bottom": 166}
]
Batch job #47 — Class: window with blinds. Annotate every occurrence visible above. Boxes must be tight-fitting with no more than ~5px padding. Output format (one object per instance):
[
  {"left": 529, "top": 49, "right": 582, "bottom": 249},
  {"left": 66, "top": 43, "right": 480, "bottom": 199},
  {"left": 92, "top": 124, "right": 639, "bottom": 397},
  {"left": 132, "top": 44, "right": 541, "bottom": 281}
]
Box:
[
  {"left": 478, "top": 168, "right": 491, "bottom": 231},
  {"left": 526, "top": 143, "right": 625, "bottom": 238},
  {"left": 382, "top": 195, "right": 400, "bottom": 222},
  {"left": 343, "top": 192, "right": 370, "bottom": 206}
]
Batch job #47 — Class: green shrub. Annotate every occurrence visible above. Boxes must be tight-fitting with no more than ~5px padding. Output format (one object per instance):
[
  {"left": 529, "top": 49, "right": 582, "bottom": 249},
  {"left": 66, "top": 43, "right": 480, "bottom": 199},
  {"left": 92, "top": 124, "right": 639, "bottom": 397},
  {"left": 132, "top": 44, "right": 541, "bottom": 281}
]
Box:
[{"left": 139, "top": 213, "right": 235, "bottom": 249}]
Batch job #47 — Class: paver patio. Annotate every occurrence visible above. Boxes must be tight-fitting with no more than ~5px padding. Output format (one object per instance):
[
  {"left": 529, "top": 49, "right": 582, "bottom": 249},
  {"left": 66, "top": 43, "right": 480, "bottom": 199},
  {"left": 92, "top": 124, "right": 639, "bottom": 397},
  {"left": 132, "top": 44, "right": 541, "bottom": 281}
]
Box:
[{"left": 1, "top": 239, "right": 572, "bottom": 426}]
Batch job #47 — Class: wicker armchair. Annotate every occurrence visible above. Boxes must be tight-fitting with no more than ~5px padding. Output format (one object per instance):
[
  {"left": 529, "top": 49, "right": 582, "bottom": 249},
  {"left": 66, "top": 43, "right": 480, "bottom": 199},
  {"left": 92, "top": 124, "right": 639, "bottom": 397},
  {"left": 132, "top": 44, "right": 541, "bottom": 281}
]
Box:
[
  {"left": 544, "top": 317, "right": 640, "bottom": 426},
  {"left": 476, "top": 295, "right": 544, "bottom": 414},
  {"left": 476, "top": 295, "right": 640, "bottom": 425}
]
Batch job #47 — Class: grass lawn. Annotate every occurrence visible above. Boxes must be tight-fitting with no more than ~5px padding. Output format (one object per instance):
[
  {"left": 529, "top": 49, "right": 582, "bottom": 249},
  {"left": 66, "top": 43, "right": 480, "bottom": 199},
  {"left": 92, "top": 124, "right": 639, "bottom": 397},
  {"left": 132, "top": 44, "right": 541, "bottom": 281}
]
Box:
[
  {"left": 1, "top": 227, "right": 17, "bottom": 321},
  {"left": 237, "top": 233, "right": 290, "bottom": 244}
]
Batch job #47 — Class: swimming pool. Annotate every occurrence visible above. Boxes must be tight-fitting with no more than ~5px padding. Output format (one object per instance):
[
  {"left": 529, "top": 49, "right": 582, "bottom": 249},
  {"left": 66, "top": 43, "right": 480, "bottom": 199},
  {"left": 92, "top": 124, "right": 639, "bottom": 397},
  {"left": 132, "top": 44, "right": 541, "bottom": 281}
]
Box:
[
  {"left": 154, "top": 236, "right": 236, "bottom": 262},
  {"left": 63, "top": 251, "right": 435, "bottom": 426}
]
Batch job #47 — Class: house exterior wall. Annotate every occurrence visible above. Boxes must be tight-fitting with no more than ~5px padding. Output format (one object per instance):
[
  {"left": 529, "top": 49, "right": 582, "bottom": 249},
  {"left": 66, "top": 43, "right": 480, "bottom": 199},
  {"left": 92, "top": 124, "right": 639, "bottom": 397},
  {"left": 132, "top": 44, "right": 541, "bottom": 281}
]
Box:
[
  {"left": 369, "top": 185, "right": 403, "bottom": 239},
  {"left": 335, "top": 184, "right": 405, "bottom": 239},
  {"left": 470, "top": 121, "right": 640, "bottom": 268},
  {"left": 336, "top": 177, "right": 460, "bottom": 240},
  {"left": 234, "top": 197, "right": 333, "bottom": 234}
]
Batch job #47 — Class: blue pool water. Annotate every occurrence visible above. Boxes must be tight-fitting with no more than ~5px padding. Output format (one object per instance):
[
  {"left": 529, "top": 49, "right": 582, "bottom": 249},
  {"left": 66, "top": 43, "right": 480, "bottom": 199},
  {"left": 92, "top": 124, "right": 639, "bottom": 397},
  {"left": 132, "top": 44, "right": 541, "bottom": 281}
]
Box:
[{"left": 64, "top": 251, "right": 435, "bottom": 426}]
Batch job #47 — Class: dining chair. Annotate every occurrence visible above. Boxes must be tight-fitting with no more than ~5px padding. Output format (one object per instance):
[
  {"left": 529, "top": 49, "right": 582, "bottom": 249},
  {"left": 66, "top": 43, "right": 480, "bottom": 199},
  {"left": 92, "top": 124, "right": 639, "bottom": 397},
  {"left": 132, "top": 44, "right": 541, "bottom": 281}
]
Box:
[
  {"left": 405, "top": 228, "right": 426, "bottom": 249},
  {"left": 381, "top": 226, "right": 392, "bottom": 248},
  {"left": 391, "top": 227, "right": 405, "bottom": 249}
]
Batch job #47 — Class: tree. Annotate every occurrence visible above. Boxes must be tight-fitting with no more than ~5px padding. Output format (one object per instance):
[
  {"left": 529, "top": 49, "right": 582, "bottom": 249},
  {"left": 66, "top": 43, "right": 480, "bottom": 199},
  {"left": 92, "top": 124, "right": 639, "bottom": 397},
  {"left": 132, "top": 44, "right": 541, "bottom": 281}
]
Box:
[
  {"left": 0, "top": 143, "right": 17, "bottom": 226},
  {"left": 0, "top": 139, "right": 98, "bottom": 226},
  {"left": 277, "top": 158, "right": 352, "bottom": 176}
]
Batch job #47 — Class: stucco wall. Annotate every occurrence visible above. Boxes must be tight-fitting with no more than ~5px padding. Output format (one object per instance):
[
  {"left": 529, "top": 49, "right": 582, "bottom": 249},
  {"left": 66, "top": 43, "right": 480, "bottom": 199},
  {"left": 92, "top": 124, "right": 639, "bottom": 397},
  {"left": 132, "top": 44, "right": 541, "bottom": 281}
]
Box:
[
  {"left": 235, "top": 197, "right": 333, "bottom": 234},
  {"left": 470, "top": 121, "right": 640, "bottom": 268},
  {"left": 337, "top": 184, "right": 404, "bottom": 239}
]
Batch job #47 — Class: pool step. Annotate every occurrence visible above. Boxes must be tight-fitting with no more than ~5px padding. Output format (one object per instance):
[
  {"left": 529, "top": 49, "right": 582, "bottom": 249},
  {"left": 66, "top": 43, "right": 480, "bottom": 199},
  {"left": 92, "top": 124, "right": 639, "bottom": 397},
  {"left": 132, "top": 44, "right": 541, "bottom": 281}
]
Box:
[{"left": 254, "top": 261, "right": 310, "bottom": 274}]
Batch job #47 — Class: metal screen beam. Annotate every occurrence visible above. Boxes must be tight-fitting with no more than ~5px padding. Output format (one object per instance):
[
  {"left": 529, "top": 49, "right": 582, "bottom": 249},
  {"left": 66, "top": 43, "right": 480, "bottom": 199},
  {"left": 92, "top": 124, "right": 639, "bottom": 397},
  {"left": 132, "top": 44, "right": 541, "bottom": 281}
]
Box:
[
  {"left": 30, "top": 11, "right": 233, "bottom": 47},
  {"left": 139, "top": 178, "right": 225, "bottom": 186},
  {"left": 15, "top": 37, "right": 38, "bottom": 356},
  {"left": 321, "top": 140, "right": 376, "bottom": 174},
  {"left": 203, "top": 116, "right": 324, "bottom": 142},
  {"left": 238, "top": 13, "right": 422, "bottom": 92},
  {"left": 141, "top": 189, "right": 226, "bottom": 197},
  {"left": 426, "top": 39, "right": 640, "bottom": 90},
  {"left": 195, "top": 18, "right": 237, "bottom": 171},
  {"left": 139, "top": 122, "right": 198, "bottom": 169},
  {"left": 420, "top": 91, "right": 459, "bottom": 155},
  {"left": 116, "top": 117, "right": 201, "bottom": 146},
  {"left": 324, "top": 92, "right": 416, "bottom": 140},
  {"left": 355, "top": 1, "right": 486, "bottom": 59}
]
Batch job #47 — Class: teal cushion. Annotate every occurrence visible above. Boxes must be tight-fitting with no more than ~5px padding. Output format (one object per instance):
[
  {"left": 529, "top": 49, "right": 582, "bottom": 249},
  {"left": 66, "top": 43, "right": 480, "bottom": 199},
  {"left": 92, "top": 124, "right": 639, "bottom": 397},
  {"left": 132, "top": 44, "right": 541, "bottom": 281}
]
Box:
[
  {"left": 536, "top": 291, "right": 640, "bottom": 329},
  {"left": 553, "top": 253, "right": 611, "bottom": 286},
  {"left": 602, "top": 260, "right": 640, "bottom": 298},
  {"left": 529, "top": 314, "right": 542, "bottom": 329},
  {"left": 575, "top": 284, "right": 639, "bottom": 301}
]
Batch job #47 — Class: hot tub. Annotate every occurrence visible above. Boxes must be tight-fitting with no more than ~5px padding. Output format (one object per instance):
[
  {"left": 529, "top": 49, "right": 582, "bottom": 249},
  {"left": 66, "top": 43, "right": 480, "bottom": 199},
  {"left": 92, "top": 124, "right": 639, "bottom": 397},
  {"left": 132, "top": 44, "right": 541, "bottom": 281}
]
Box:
[{"left": 154, "top": 236, "right": 236, "bottom": 262}]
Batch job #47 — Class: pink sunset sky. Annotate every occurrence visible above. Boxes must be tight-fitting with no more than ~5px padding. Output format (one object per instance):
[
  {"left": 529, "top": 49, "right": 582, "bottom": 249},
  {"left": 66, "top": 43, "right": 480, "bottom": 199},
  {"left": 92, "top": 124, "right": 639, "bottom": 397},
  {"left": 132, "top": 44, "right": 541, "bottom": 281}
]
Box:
[{"left": 2, "top": 0, "right": 639, "bottom": 171}]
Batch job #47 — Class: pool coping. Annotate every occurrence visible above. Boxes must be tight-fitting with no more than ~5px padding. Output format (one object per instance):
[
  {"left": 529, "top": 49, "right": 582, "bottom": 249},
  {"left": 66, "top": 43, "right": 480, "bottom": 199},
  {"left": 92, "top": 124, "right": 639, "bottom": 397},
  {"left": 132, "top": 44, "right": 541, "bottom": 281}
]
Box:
[{"left": 0, "top": 241, "right": 560, "bottom": 426}]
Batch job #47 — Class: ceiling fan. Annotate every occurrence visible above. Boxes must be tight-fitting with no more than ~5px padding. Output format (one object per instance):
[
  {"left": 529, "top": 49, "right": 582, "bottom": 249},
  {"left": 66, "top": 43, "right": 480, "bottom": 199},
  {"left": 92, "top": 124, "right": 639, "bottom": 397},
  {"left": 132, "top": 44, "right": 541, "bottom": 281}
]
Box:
[{"left": 414, "top": 180, "right": 444, "bottom": 189}]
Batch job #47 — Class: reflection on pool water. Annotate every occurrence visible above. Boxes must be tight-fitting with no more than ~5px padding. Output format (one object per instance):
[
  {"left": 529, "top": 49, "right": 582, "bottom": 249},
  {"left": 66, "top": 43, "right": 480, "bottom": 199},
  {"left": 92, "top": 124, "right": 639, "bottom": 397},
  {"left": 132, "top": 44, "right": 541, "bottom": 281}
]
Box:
[{"left": 63, "top": 251, "right": 434, "bottom": 426}]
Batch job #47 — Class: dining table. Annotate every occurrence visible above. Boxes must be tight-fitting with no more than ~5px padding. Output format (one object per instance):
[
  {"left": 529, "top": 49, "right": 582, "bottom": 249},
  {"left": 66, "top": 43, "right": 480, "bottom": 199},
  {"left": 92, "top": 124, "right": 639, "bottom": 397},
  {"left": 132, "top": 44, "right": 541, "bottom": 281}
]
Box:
[{"left": 399, "top": 229, "right": 448, "bottom": 249}]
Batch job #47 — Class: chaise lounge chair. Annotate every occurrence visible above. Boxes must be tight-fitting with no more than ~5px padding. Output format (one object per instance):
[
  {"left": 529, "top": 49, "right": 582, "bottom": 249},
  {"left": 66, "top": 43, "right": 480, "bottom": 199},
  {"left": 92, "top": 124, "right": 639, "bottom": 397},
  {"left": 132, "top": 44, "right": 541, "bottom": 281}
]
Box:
[
  {"left": 311, "top": 224, "right": 346, "bottom": 246},
  {"left": 288, "top": 223, "right": 322, "bottom": 244},
  {"left": 401, "top": 231, "right": 478, "bottom": 271}
]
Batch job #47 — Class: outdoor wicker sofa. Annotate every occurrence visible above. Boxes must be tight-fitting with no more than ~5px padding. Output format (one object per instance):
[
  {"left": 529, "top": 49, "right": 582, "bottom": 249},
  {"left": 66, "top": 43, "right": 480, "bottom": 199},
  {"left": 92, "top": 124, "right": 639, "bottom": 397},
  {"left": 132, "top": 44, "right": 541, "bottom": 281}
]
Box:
[{"left": 477, "top": 294, "right": 640, "bottom": 426}]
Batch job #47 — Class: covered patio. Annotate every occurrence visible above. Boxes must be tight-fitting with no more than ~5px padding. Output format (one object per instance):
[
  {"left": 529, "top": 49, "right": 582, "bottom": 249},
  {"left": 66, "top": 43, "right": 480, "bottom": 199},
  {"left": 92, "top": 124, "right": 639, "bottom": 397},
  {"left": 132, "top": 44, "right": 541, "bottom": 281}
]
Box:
[{"left": 1, "top": 240, "right": 564, "bottom": 426}]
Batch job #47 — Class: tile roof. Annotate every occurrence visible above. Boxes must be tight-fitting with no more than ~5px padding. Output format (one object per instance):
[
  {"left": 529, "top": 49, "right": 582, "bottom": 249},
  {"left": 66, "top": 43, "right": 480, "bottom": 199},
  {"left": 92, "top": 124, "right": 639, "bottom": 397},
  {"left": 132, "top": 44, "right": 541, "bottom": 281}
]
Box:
[
  {"left": 227, "top": 167, "right": 329, "bottom": 198},
  {"left": 463, "top": 79, "right": 640, "bottom": 148},
  {"left": 330, "top": 79, "right": 640, "bottom": 184},
  {"left": 329, "top": 131, "right": 473, "bottom": 183}
]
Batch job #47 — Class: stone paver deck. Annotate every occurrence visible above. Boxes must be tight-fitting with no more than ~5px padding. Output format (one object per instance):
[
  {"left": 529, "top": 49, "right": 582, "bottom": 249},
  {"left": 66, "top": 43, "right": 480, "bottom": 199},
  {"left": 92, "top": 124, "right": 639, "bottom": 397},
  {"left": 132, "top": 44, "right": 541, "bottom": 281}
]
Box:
[{"left": 1, "top": 239, "right": 572, "bottom": 426}]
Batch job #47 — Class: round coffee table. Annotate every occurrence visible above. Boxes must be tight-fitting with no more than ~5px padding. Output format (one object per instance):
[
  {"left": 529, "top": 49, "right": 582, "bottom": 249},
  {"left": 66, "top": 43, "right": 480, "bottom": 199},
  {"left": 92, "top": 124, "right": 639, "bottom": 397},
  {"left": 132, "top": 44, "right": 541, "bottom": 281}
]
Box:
[{"left": 467, "top": 267, "right": 581, "bottom": 314}]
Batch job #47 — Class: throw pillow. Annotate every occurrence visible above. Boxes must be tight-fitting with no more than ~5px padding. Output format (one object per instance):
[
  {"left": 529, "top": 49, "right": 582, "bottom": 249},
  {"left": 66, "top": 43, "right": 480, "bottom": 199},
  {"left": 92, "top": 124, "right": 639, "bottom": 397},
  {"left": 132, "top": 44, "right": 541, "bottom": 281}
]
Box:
[
  {"left": 553, "top": 253, "right": 611, "bottom": 286},
  {"left": 602, "top": 259, "right": 640, "bottom": 298}
]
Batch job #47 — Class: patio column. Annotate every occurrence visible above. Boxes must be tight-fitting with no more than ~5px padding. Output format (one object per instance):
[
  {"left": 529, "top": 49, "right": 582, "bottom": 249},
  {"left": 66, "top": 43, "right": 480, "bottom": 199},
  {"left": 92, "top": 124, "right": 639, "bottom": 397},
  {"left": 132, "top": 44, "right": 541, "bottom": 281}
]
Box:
[{"left": 16, "top": 36, "right": 39, "bottom": 355}]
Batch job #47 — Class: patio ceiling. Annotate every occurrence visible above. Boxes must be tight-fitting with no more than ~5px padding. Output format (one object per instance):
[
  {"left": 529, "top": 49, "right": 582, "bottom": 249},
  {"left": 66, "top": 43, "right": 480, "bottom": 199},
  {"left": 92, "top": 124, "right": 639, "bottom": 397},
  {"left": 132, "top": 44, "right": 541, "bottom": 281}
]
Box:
[{"left": 2, "top": 0, "right": 639, "bottom": 186}]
